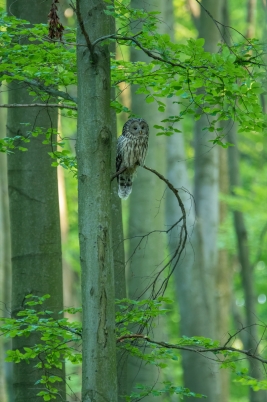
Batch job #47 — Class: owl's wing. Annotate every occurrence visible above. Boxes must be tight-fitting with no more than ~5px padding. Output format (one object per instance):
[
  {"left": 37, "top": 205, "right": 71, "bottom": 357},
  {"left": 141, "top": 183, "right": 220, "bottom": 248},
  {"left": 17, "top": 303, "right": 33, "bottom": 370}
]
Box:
[{"left": 116, "top": 135, "right": 126, "bottom": 173}]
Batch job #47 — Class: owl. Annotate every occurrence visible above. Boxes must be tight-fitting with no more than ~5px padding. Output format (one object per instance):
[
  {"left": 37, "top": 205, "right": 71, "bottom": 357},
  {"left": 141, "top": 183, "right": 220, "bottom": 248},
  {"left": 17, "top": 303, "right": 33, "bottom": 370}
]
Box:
[{"left": 116, "top": 118, "right": 149, "bottom": 200}]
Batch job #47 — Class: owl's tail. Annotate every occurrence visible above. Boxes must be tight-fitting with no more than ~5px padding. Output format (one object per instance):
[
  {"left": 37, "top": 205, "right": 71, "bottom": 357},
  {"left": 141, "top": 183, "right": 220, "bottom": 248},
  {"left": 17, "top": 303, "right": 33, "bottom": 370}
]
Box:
[{"left": 118, "top": 172, "right": 133, "bottom": 200}]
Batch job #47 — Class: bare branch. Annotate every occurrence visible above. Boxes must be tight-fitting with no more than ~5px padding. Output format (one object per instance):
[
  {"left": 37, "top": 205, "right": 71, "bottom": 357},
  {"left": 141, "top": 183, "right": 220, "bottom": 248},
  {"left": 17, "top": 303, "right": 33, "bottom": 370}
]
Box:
[
  {"left": 2, "top": 72, "right": 77, "bottom": 103},
  {"left": 110, "top": 166, "right": 127, "bottom": 182},
  {"left": 0, "top": 103, "right": 77, "bottom": 110},
  {"left": 124, "top": 218, "right": 183, "bottom": 266},
  {"left": 112, "top": 164, "right": 187, "bottom": 300},
  {"left": 130, "top": 165, "right": 188, "bottom": 298},
  {"left": 74, "top": 0, "right": 95, "bottom": 60},
  {"left": 143, "top": 165, "right": 186, "bottom": 220}
]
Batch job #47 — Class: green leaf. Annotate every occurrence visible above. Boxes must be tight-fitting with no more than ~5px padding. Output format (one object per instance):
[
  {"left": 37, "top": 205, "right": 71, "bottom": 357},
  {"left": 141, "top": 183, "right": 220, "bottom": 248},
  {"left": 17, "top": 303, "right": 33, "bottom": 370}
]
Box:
[
  {"left": 196, "top": 38, "right": 205, "bottom": 47},
  {"left": 145, "top": 96, "right": 154, "bottom": 103}
]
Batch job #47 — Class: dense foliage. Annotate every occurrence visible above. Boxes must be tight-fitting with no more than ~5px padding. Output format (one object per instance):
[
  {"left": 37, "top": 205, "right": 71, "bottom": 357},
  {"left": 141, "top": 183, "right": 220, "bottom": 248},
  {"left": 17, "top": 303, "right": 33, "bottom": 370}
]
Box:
[
  {"left": 1, "top": 1, "right": 266, "bottom": 155},
  {"left": 2, "top": 295, "right": 267, "bottom": 400}
]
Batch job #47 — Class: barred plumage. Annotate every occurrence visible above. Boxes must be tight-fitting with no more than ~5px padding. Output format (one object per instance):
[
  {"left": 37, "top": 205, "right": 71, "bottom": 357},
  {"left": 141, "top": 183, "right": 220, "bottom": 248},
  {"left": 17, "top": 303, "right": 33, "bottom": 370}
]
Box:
[{"left": 116, "top": 118, "right": 149, "bottom": 200}]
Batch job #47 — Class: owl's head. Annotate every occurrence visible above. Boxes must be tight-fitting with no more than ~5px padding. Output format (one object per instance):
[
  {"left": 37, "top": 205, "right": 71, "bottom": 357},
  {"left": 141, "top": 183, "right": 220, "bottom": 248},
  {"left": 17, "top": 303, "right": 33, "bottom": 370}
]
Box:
[{"left": 123, "top": 118, "right": 149, "bottom": 137}]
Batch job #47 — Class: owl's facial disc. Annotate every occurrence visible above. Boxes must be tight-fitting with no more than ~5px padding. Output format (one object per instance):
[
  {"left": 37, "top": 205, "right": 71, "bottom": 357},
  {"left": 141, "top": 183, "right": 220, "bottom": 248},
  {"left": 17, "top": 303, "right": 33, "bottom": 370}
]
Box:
[
  {"left": 140, "top": 122, "right": 147, "bottom": 135},
  {"left": 132, "top": 123, "right": 140, "bottom": 135}
]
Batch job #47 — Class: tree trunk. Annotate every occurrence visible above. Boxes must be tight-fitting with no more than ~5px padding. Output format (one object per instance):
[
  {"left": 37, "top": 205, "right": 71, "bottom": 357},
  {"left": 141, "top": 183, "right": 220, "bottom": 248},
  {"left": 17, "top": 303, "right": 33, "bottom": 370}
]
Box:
[
  {"left": 6, "top": 1, "right": 65, "bottom": 401},
  {"left": 227, "top": 124, "right": 266, "bottom": 402},
  {"left": 111, "top": 120, "right": 127, "bottom": 401},
  {"left": 246, "top": 0, "right": 257, "bottom": 37},
  {"left": 110, "top": 35, "right": 127, "bottom": 399},
  {"left": 215, "top": 3, "right": 232, "bottom": 400},
  {"left": 172, "top": 1, "right": 223, "bottom": 400},
  {"left": 216, "top": 145, "right": 231, "bottom": 402},
  {"left": 76, "top": 1, "right": 118, "bottom": 401},
  {"left": 0, "top": 91, "right": 9, "bottom": 402},
  {"left": 126, "top": 1, "right": 167, "bottom": 397}
]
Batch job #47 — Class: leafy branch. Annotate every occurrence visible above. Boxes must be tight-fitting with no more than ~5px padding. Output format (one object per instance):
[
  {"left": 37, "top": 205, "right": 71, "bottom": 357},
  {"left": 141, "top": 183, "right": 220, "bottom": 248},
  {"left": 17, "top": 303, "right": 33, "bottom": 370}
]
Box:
[
  {"left": 117, "top": 332, "right": 267, "bottom": 365},
  {"left": 1, "top": 72, "right": 77, "bottom": 103},
  {"left": 2, "top": 295, "right": 267, "bottom": 400}
]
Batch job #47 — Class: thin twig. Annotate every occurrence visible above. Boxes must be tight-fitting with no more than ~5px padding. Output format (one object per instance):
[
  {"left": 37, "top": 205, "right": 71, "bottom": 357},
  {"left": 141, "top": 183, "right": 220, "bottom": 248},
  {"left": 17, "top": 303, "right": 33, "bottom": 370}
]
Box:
[
  {"left": 110, "top": 166, "right": 127, "bottom": 181},
  {"left": 137, "top": 165, "right": 188, "bottom": 298},
  {"left": 74, "top": 0, "right": 95, "bottom": 60}
]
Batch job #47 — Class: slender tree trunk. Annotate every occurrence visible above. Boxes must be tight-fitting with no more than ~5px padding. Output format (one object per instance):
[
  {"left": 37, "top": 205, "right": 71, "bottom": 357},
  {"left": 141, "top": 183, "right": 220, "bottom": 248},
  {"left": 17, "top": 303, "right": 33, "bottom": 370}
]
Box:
[
  {"left": 172, "top": 1, "right": 223, "bottom": 400},
  {"left": 167, "top": 1, "right": 231, "bottom": 400},
  {"left": 227, "top": 2, "right": 265, "bottom": 400},
  {"left": 227, "top": 124, "right": 266, "bottom": 402},
  {"left": 76, "top": 1, "right": 118, "bottom": 400},
  {"left": 215, "top": 3, "right": 232, "bottom": 400},
  {"left": 7, "top": 95, "right": 65, "bottom": 400},
  {"left": 246, "top": 0, "right": 257, "bottom": 37},
  {"left": 0, "top": 92, "right": 9, "bottom": 402},
  {"left": 111, "top": 123, "right": 127, "bottom": 401},
  {"left": 126, "top": 1, "right": 167, "bottom": 397},
  {"left": 216, "top": 145, "right": 231, "bottom": 402},
  {"left": 6, "top": 1, "right": 65, "bottom": 401},
  {"left": 110, "top": 33, "right": 127, "bottom": 398}
]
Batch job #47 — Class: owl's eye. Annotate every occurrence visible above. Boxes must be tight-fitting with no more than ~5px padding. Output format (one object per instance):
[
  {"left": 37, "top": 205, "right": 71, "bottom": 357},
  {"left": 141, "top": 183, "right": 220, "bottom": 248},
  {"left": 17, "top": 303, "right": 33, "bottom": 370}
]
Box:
[
  {"left": 134, "top": 127, "right": 137, "bottom": 130},
  {"left": 141, "top": 125, "right": 144, "bottom": 129}
]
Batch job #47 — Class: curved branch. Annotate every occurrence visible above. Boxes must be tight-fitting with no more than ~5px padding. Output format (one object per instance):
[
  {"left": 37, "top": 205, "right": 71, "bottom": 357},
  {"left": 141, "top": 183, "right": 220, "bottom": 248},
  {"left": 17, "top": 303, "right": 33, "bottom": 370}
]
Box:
[
  {"left": 143, "top": 165, "right": 186, "bottom": 220},
  {"left": 140, "top": 165, "right": 188, "bottom": 298},
  {"left": 112, "top": 166, "right": 187, "bottom": 299}
]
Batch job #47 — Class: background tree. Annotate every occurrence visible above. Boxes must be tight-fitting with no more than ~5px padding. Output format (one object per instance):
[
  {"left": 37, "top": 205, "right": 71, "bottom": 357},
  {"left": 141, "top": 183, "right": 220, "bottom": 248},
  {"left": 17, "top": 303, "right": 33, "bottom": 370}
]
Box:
[
  {"left": 126, "top": 0, "right": 167, "bottom": 396},
  {"left": 174, "top": 1, "right": 223, "bottom": 400},
  {"left": 6, "top": 1, "right": 65, "bottom": 400},
  {"left": 0, "top": 92, "right": 10, "bottom": 402}
]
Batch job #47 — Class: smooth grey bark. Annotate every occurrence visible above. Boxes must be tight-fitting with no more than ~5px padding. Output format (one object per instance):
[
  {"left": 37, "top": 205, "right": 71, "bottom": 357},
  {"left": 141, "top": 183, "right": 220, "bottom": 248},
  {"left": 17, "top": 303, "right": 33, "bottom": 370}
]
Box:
[
  {"left": 246, "top": 0, "right": 257, "bottom": 37},
  {"left": 111, "top": 118, "right": 127, "bottom": 401},
  {"left": 227, "top": 125, "right": 266, "bottom": 402},
  {"left": 215, "top": 145, "right": 231, "bottom": 402},
  {"left": 111, "top": 124, "right": 127, "bottom": 401},
  {"left": 110, "top": 40, "right": 127, "bottom": 399},
  {"left": 225, "top": 2, "right": 265, "bottom": 400},
  {"left": 7, "top": 2, "right": 65, "bottom": 401},
  {"left": 169, "top": 1, "right": 223, "bottom": 400},
  {"left": 127, "top": 0, "right": 166, "bottom": 298},
  {"left": 76, "top": 1, "right": 118, "bottom": 401},
  {"left": 214, "top": 6, "right": 232, "bottom": 401},
  {"left": 0, "top": 93, "right": 9, "bottom": 402},
  {"left": 126, "top": 1, "right": 167, "bottom": 397}
]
